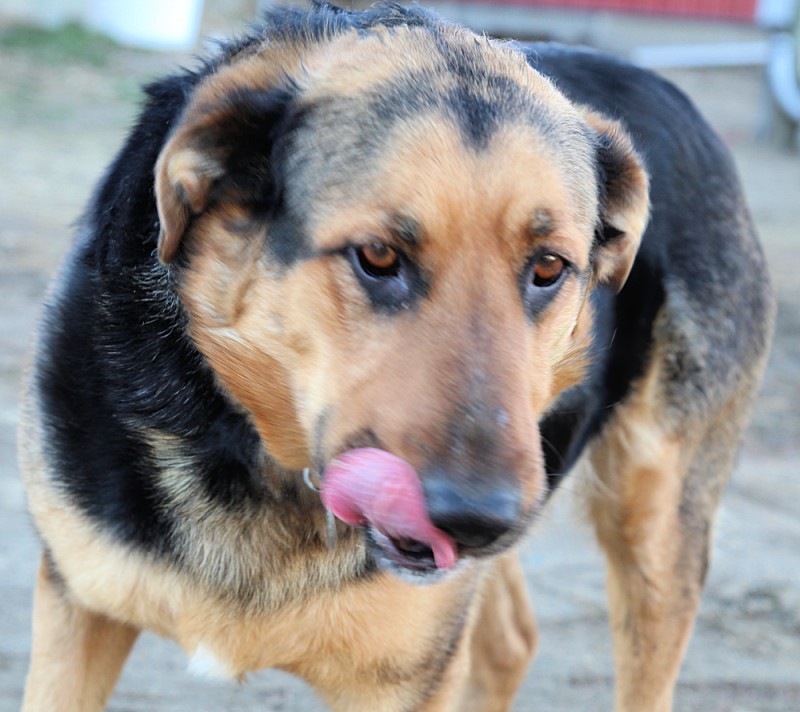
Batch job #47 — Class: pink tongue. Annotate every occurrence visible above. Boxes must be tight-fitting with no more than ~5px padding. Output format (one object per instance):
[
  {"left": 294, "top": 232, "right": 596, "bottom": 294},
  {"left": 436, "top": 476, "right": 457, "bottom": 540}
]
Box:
[{"left": 320, "top": 448, "right": 457, "bottom": 570}]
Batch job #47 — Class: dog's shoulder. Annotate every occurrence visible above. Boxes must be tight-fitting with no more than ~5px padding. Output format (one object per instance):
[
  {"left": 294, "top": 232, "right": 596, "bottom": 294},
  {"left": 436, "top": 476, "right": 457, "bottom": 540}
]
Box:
[{"left": 31, "top": 59, "right": 260, "bottom": 552}]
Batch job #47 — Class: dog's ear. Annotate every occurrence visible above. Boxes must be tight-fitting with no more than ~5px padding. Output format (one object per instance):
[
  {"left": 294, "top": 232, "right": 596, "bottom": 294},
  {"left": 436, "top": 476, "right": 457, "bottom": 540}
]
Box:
[
  {"left": 584, "top": 111, "right": 650, "bottom": 292},
  {"left": 155, "top": 87, "right": 295, "bottom": 264},
  {"left": 155, "top": 143, "right": 222, "bottom": 264}
]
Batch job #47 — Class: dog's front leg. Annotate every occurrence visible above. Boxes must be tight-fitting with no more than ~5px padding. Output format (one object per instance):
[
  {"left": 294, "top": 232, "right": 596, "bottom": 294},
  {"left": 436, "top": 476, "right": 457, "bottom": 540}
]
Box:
[
  {"left": 411, "top": 555, "right": 536, "bottom": 712},
  {"left": 312, "top": 558, "right": 534, "bottom": 712},
  {"left": 21, "top": 555, "right": 139, "bottom": 712},
  {"left": 591, "top": 447, "right": 692, "bottom": 712},
  {"left": 444, "top": 554, "right": 537, "bottom": 712},
  {"left": 587, "top": 385, "right": 746, "bottom": 712}
]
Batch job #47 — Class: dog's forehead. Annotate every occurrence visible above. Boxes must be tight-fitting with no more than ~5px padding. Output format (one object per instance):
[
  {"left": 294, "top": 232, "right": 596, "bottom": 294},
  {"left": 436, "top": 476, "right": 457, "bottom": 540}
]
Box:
[
  {"left": 280, "top": 27, "right": 600, "bottom": 241},
  {"left": 295, "top": 26, "right": 585, "bottom": 153},
  {"left": 292, "top": 121, "right": 592, "bottom": 259}
]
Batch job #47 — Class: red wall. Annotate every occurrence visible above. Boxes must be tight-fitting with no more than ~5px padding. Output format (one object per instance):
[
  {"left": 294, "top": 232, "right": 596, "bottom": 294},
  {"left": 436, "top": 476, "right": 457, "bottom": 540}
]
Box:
[{"left": 475, "top": 0, "right": 758, "bottom": 22}]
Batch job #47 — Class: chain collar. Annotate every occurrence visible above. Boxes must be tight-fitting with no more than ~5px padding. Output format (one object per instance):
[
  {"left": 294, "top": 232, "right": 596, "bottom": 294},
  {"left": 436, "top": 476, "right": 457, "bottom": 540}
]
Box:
[{"left": 303, "top": 468, "right": 337, "bottom": 548}]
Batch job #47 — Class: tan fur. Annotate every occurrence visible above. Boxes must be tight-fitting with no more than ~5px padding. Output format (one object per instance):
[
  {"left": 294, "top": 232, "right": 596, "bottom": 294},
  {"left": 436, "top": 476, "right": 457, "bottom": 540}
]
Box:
[
  {"left": 155, "top": 27, "right": 646, "bottom": 503},
  {"left": 580, "top": 109, "right": 650, "bottom": 291},
  {"left": 454, "top": 555, "right": 538, "bottom": 712},
  {"left": 21, "top": 386, "right": 516, "bottom": 711},
  {"left": 22, "top": 559, "right": 139, "bottom": 712},
  {"left": 175, "top": 118, "right": 621, "bottom": 502},
  {"left": 21, "top": 15, "right": 687, "bottom": 712},
  {"left": 23, "top": 457, "right": 469, "bottom": 711},
  {"left": 584, "top": 335, "right": 767, "bottom": 712},
  {"left": 589, "top": 413, "right": 692, "bottom": 712}
]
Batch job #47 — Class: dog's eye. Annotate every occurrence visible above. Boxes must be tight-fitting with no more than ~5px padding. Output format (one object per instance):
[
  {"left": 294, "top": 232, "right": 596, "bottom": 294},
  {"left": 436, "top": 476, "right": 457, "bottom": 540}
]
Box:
[
  {"left": 356, "top": 242, "right": 400, "bottom": 278},
  {"left": 531, "top": 253, "right": 565, "bottom": 288},
  {"left": 522, "top": 251, "right": 570, "bottom": 318},
  {"left": 348, "top": 242, "right": 424, "bottom": 313}
]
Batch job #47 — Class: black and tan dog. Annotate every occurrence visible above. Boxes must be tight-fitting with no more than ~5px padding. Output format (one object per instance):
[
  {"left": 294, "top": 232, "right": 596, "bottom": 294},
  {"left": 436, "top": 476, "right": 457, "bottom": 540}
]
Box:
[{"left": 19, "top": 4, "right": 774, "bottom": 711}]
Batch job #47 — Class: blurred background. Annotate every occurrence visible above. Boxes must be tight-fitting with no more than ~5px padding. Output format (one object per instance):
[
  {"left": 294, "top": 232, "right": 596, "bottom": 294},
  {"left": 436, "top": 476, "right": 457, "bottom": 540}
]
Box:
[{"left": 1, "top": 1, "right": 798, "bottom": 710}]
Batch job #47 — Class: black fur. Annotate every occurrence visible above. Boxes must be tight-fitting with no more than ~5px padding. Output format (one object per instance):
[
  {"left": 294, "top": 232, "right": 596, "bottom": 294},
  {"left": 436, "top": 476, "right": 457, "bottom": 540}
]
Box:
[
  {"left": 33, "top": 3, "right": 770, "bottom": 561},
  {"left": 530, "top": 43, "right": 771, "bottom": 479},
  {"left": 365, "top": 71, "right": 540, "bottom": 150}
]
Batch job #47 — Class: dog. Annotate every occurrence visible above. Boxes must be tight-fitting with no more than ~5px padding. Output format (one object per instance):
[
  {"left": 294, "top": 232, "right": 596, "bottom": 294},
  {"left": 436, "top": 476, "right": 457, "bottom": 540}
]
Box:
[{"left": 18, "top": 4, "right": 774, "bottom": 711}]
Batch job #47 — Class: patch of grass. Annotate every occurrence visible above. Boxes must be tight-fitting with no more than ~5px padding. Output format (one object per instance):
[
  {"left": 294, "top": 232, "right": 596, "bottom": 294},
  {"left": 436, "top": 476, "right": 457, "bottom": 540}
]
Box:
[{"left": 0, "top": 22, "right": 121, "bottom": 67}]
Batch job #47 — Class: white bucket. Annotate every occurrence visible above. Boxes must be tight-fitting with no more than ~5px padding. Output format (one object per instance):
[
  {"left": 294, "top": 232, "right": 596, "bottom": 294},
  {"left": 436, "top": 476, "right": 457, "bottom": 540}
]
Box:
[{"left": 85, "top": 0, "right": 204, "bottom": 51}]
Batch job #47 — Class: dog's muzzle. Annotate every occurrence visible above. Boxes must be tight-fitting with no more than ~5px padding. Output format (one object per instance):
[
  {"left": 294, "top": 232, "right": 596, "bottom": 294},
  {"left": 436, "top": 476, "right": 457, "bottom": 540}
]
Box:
[
  {"left": 321, "top": 448, "right": 458, "bottom": 573},
  {"left": 320, "top": 447, "right": 522, "bottom": 577}
]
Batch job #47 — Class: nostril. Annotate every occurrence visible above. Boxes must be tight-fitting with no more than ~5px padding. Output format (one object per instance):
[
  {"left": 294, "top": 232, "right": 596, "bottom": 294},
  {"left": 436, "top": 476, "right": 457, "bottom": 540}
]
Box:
[{"left": 423, "top": 479, "right": 520, "bottom": 551}]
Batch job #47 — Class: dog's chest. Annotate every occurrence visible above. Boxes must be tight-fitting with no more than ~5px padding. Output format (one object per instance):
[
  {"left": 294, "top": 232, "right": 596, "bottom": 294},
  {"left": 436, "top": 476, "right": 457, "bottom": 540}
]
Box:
[{"left": 170, "top": 569, "right": 470, "bottom": 687}]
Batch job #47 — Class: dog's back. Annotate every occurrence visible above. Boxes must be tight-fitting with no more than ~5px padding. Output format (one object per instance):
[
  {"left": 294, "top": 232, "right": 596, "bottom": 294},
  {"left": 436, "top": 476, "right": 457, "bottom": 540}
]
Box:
[{"left": 531, "top": 43, "right": 774, "bottom": 476}]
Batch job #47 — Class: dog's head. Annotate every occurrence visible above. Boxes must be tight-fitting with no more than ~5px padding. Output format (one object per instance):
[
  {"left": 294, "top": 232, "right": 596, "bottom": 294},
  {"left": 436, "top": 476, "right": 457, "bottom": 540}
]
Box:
[{"left": 154, "top": 12, "right": 648, "bottom": 579}]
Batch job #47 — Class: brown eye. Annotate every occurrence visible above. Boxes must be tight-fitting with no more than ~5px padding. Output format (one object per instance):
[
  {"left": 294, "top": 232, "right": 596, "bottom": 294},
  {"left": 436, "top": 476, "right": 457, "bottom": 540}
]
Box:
[
  {"left": 348, "top": 240, "right": 418, "bottom": 312},
  {"left": 532, "top": 253, "right": 565, "bottom": 287},
  {"left": 357, "top": 242, "right": 400, "bottom": 277}
]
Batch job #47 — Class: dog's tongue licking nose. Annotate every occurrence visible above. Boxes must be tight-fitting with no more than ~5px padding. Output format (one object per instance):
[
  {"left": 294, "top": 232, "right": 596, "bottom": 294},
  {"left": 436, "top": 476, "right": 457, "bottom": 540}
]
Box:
[{"left": 320, "top": 448, "right": 457, "bottom": 570}]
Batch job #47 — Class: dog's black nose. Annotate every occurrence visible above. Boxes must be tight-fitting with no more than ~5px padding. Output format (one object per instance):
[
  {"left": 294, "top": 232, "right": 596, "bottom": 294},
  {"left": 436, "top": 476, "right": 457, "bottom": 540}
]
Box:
[{"left": 422, "top": 476, "right": 520, "bottom": 550}]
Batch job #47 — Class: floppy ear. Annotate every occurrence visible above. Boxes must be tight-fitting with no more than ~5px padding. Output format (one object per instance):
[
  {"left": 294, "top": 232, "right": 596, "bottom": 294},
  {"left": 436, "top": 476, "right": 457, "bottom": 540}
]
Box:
[
  {"left": 155, "top": 144, "right": 222, "bottom": 263},
  {"left": 584, "top": 111, "right": 650, "bottom": 292},
  {"left": 155, "top": 87, "right": 295, "bottom": 264}
]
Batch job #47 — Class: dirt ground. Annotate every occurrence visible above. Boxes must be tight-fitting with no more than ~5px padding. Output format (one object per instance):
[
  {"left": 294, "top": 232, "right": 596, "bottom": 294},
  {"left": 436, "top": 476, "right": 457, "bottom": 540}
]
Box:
[{"left": 0, "top": 10, "right": 798, "bottom": 712}]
